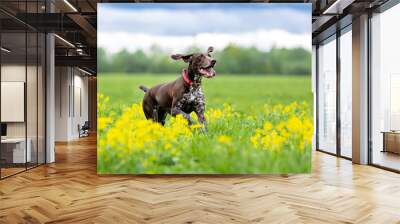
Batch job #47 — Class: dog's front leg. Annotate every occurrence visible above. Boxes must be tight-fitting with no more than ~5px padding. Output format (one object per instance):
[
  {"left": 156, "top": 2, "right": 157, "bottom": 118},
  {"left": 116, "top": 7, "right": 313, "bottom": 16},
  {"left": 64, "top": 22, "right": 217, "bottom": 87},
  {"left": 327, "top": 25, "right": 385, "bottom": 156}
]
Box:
[
  {"left": 195, "top": 102, "right": 207, "bottom": 133},
  {"left": 171, "top": 98, "right": 193, "bottom": 125}
]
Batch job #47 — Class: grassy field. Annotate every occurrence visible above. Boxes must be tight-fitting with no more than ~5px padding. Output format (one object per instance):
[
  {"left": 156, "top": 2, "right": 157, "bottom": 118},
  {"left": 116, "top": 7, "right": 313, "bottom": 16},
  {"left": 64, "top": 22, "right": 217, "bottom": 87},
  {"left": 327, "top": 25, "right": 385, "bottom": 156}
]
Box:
[
  {"left": 98, "top": 74, "right": 312, "bottom": 112},
  {"left": 97, "top": 74, "right": 313, "bottom": 174}
]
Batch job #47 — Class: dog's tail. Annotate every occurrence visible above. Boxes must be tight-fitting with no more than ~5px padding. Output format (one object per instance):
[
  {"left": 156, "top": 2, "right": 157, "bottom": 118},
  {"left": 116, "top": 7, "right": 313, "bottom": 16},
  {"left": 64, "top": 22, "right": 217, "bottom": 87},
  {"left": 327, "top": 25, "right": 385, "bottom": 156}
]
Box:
[{"left": 139, "top": 85, "right": 149, "bottom": 93}]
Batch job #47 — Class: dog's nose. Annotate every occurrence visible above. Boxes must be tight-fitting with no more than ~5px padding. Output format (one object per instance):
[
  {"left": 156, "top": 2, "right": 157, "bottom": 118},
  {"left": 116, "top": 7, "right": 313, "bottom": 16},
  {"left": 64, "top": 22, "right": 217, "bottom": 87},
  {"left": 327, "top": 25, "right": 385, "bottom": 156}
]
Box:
[{"left": 211, "top": 60, "right": 216, "bottom": 66}]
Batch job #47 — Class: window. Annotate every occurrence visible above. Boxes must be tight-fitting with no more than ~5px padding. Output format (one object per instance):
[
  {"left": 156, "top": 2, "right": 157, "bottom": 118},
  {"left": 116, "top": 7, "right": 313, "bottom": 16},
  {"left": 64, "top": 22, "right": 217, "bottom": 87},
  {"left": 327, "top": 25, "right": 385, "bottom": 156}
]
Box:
[
  {"left": 317, "top": 36, "right": 337, "bottom": 154},
  {"left": 370, "top": 3, "right": 400, "bottom": 171},
  {"left": 339, "top": 28, "right": 352, "bottom": 158}
]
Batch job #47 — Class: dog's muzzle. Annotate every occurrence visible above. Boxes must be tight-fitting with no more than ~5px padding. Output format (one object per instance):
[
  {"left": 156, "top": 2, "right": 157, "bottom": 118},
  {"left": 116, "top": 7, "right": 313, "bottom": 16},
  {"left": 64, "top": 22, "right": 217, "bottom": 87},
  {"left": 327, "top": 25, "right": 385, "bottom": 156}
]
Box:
[{"left": 199, "top": 60, "right": 216, "bottom": 78}]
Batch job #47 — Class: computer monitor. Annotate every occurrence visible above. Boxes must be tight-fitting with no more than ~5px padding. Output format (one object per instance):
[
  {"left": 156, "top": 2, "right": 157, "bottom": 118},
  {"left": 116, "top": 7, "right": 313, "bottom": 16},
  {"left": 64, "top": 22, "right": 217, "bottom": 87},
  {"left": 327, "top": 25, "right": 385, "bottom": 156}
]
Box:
[{"left": 1, "top": 123, "right": 7, "bottom": 137}]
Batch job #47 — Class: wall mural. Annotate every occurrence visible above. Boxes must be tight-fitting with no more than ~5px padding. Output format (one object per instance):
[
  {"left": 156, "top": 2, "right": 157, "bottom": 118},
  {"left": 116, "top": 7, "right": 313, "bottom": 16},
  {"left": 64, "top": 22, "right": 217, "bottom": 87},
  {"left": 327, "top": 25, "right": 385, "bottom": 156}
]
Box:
[{"left": 97, "top": 3, "right": 313, "bottom": 174}]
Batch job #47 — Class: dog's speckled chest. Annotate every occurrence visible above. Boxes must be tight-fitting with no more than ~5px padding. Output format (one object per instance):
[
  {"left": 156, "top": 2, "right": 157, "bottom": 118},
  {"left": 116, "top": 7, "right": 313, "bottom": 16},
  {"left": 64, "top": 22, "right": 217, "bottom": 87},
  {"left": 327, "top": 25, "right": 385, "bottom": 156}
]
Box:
[
  {"left": 177, "top": 85, "right": 205, "bottom": 114},
  {"left": 187, "top": 86, "right": 203, "bottom": 102},
  {"left": 174, "top": 73, "right": 207, "bottom": 115}
]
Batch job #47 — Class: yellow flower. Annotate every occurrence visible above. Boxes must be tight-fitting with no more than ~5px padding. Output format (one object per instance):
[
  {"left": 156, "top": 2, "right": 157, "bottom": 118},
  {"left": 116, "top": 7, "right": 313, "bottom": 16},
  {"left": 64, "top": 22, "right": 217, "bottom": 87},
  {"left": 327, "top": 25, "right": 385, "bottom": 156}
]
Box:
[
  {"left": 98, "top": 92, "right": 314, "bottom": 171},
  {"left": 287, "top": 116, "right": 303, "bottom": 133},
  {"left": 270, "top": 131, "right": 285, "bottom": 146},
  {"left": 250, "top": 102, "right": 313, "bottom": 151},
  {"left": 205, "top": 104, "right": 237, "bottom": 121},
  {"left": 190, "top": 124, "right": 203, "bottom": 130},
  {"left": 165, "top": 143, "right": 173, "bottom": 149},
  {"left": 263, "top": 122, "right": 273, "bottom": 132},
  {"left": 250, "top": 135, "right": 259, "bottom": 147},
  {"left": 98, "top": 117, "right": 112, "bottom": 130},
  {"left": 99, "top": 101, "right": 194, "bottom": 156},
  {"left": 217, "top": 135, "right": 232, "bottom": 144}
]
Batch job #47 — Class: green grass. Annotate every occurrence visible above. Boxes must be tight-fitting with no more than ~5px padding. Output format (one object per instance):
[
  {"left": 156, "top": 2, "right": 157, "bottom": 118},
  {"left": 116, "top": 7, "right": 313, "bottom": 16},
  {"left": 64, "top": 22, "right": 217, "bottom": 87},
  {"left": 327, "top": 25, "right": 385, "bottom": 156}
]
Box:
[
  {"left": 98, "top": 73, "right": 312, "bottom": 112},
  {"left": 97, "top": 73, "right": 313, "bottom": 174}
]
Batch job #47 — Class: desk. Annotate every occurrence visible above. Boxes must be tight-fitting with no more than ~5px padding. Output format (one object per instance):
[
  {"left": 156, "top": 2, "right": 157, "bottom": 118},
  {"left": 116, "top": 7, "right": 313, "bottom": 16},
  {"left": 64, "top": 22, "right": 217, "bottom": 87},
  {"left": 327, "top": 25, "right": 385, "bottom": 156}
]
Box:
[
  {"left": 1, "top": 138, "right": 31, "bottom": 163},
  {"left": 382, "top": 131, "right": 400, "bottom": 154}
]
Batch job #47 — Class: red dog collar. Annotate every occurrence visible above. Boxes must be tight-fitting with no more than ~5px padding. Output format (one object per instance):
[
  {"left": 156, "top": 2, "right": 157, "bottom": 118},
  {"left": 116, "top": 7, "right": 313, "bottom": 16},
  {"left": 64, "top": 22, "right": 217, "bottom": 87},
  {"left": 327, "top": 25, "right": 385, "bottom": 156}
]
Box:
[{"left": 182, "top": 69, "right": 193, "bottom": 86}]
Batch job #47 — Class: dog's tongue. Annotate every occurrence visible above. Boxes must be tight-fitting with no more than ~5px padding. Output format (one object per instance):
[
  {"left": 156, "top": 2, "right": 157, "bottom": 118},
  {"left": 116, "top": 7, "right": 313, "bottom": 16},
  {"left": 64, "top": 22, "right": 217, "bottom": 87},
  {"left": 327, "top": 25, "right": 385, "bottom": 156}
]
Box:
[{"left": 201, "top": 68, "right": 215, "bottom": 77}]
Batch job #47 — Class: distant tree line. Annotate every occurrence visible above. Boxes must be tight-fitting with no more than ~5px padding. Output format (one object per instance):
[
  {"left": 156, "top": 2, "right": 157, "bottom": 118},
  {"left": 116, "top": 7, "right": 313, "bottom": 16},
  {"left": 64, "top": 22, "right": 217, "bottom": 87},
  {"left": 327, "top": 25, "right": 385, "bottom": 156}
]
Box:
[{"left": 98, "top": 45, "right": 311, "bottom": 75}]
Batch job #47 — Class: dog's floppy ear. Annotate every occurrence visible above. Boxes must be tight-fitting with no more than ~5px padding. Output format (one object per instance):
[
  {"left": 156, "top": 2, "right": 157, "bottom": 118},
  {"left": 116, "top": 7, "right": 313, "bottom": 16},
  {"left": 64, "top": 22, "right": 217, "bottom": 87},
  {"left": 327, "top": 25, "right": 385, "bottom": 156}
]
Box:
[
  {"left": 207, "top": 46, "right": 214, "bottom": 54},
  {"left": 171, "top": 54, "right": 193, "bottom": 63}
]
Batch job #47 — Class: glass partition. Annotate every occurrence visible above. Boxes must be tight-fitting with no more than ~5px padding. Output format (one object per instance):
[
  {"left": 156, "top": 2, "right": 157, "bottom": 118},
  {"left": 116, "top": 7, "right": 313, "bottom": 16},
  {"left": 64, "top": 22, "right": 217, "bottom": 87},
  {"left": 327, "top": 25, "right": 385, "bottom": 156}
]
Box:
[
  {"left": 1, "top": 30, "right": 28, "bottom": 177},
  {"left": 26, "top": 0, "right": 44, "bottom": 169},
  {"left": 27, "top": 30, "right": 38, "bottom": 169},
  {"left": 0, "top": 2, "right": 46, "bottom": 179},
  {"left": 317, "top": 36, "right": 337, "bottom": 154}
]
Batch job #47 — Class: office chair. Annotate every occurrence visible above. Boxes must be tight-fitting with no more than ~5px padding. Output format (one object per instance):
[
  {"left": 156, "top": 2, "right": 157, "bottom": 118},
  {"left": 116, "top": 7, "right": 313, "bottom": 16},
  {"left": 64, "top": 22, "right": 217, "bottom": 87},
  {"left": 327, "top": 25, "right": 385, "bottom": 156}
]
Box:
[{"left": 79, "top": 121, "right": 90, "bottom": 138}]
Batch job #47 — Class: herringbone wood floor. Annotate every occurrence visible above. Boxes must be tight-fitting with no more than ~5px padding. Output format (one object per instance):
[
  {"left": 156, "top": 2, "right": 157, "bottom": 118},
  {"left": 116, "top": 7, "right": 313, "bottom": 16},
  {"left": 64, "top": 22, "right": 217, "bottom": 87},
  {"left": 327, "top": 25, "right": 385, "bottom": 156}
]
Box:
[{"left": 1, "top": 136, "right": 400, "bottom": 224}]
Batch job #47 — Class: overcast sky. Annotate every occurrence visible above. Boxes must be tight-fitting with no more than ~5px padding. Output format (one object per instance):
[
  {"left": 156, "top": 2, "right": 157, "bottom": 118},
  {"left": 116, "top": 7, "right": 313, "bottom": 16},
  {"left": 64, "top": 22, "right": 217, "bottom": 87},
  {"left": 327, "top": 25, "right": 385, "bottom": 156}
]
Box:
[{"left": 98, "top": 3, "right": 311, "bottom": 54}]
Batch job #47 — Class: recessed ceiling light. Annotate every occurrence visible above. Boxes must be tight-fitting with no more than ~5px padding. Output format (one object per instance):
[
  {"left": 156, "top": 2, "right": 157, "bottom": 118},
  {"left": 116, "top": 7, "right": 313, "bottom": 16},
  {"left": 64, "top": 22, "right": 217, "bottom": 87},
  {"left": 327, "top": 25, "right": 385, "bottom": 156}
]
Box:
[
  {"left": 78, "top": 67, "right": 93, "bottom": 76},
  {"left": 63, "top": 0, "right": 78, "bottom": 12},
  {"left": 1, "top": 47, "right": 11, "bottom": 53},
  {"left": 323, "top": 0, "right": 354, "bottom": 15},
  {"left": 54, "top": 34, "right": 75, "bottom": 48}
]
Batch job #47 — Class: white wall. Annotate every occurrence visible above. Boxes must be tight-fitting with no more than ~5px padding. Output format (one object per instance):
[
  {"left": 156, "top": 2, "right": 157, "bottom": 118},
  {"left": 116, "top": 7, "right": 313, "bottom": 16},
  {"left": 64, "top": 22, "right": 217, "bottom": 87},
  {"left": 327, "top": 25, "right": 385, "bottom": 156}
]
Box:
[
  {"left": 69, "top": 73, "right": 89, "bottom": 138},
  {"left": 55, "top": 67, "right": 70, "bottom": 141},
  {"left": 55, "top": 67, "right": 89, "bottom": 141},
  {"left": 1, "top": 65, "right": 26, "bottom": 81}
]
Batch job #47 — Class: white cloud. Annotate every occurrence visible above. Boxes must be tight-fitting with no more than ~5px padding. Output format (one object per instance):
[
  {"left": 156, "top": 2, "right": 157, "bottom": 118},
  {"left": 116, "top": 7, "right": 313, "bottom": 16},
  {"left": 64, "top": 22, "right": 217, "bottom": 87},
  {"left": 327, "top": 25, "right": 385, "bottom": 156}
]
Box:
[
  {"left": 98, "top": 5, "right": 311, "bottom": 35},
  {"left": 98, "top": 29, "right": 311, "bottom": 54}
]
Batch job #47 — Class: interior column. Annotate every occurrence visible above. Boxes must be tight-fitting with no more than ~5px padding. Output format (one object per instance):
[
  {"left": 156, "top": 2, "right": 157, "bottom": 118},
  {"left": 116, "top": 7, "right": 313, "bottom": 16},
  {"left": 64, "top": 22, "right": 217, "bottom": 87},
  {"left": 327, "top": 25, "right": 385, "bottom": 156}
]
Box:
[{"left": 352, "top": 14, "right": 369, "bottom": 164}]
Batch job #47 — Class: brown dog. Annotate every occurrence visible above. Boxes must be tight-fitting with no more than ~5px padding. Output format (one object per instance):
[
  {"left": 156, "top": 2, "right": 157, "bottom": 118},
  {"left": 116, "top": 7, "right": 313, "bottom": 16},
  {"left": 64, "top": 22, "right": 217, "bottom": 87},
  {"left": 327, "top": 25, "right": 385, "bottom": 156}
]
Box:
[{"left": 139, "top": 46, "right": 216, "bottom": 131}]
